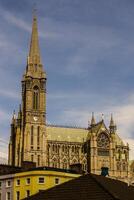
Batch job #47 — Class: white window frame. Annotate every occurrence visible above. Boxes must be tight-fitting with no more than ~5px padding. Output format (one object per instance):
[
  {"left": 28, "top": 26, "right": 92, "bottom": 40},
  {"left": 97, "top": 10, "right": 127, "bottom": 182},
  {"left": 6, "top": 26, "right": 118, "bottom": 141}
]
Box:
[
  {"left": 16, "top": 191, "right": 20, "bottom": 200},
  {"left": 6, "top": 180, "right": 11, "bottom": 188},
  {"left": 6, "top": 192, "right": 10, "bottom": 200},
  {"left": 16, "top": 179, "right": 20, "bottom": 186},
  {"left": 26, "top": 190, "right": 30, "bottom": 197}
]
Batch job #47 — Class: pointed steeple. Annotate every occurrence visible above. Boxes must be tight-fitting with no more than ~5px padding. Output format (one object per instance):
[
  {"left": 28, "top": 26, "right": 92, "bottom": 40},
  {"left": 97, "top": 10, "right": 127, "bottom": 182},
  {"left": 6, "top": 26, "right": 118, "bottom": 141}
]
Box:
[
  {"left": 91, "top": 112, "right": 96, "bottom": 126},
  {"left": 109, "top": 114, "right": 116, "bottom": 134},
  {"left": 28, "top": 10, "right": 41, "bottom": 65}
]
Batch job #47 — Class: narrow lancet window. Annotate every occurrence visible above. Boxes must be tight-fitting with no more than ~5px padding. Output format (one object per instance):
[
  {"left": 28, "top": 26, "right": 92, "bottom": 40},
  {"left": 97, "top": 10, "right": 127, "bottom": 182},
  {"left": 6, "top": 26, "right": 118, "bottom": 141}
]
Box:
[
  {"left": 33, "top": 86, "right": 39, "bottom": 110},
  {"left": 37, "top": 126, "right": 40, "bottom": 146},
  {"left": 31, "top": 126, "right": 34, "bottom": 146}
]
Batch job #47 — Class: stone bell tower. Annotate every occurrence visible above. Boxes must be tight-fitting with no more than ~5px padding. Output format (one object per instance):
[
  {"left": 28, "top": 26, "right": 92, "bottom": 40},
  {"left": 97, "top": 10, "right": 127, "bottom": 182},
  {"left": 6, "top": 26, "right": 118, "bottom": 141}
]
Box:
[
  {"left": 20, "top": 13, "right": 47, "bottom": 166},
  {"left": 7, "top": 13, "right": 47, "bottom": 167}
]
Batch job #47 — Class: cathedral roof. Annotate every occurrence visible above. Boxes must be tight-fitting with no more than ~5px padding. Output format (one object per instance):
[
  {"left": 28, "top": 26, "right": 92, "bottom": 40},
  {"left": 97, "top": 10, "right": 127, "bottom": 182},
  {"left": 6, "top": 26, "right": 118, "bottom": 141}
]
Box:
[{"left": 46, "top": 125, "right": 88, "bottom": 143}]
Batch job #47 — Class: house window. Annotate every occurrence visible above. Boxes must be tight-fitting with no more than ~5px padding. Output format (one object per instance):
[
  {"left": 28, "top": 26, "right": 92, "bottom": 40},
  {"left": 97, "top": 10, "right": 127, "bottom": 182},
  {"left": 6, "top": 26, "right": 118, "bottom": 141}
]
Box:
[
  {"left": 26, "top": 190, "right": 30, "bottom": 197},
  {"left": 6, "top": 180, "right": 11, "bottom": 187},
  {"left": 33, "top": 86, "right": 39, "bottom": 110},
  {"left": 38, "top": 177, "right": 44, "bottom": 184},
  {"left": 16, "top": 179, "right": 20, "bottom": 186},
  {"left": 26, "top": 178, "right": 30, "bottom": 185},
  {"left": 55, "top": 178, "right": 59, "bottom": 185},
  {"left": 6, "top": 192, "right": 10, "bottom": 200},
  {"left": 16, "top": 191, "right": 20, "bottom": 200}
]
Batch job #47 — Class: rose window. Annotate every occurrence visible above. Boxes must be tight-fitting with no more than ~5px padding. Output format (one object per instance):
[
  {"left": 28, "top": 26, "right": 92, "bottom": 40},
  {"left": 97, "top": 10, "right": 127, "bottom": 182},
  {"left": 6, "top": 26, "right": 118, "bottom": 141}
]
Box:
[
  {"left": 97, "top": 133, "right": 110, "bottom": 156},
  {"left": 97, "top": 133, "right": 110, "bottom": 148}
]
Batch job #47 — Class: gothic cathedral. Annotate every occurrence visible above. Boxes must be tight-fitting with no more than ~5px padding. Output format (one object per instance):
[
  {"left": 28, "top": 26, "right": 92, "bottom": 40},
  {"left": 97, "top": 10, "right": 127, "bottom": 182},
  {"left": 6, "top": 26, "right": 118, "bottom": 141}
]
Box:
[{"left": 8, "top": 14, "right": 129, "bottom": 180}]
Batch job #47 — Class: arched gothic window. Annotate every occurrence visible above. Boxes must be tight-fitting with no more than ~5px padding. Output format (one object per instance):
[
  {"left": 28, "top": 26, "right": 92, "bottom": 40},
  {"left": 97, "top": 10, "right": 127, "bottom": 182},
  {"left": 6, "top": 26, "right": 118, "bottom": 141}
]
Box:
[
  {"left": 38, "top": 155, "right": 40, "bottom": 166},
  {"left": 31, "top": 126, "right": 34, "bottom": 146},
  {"left": 63, "top": 159, "right": 67, "bottom": 169},
  {"left": 97, "top": 133, "right": 110, "bottom": 156},
  {"left": 52, "top": 158, "right": 58, "bottom": 168},
  {"left": 37, "top": 126, "right": 40, "bottom": 146},
  {"left": 33, "top": 86, "right": 39, "bottom": 110},
  {"left": 122, "top": 162, "right": 127, "bottom": 171},
  {"left": 82, "top": 160, "right": 87, "bottom": 171}
]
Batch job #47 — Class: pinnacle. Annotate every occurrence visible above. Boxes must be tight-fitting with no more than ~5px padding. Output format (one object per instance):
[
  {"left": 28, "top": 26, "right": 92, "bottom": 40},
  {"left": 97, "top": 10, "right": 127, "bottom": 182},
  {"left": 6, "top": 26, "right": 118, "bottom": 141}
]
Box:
[
  {"left": 91, "top": 112, "right": 96, "bottom": 126},
  {"left": 110, "top": 114, "right": 114, "bottom": 127}
]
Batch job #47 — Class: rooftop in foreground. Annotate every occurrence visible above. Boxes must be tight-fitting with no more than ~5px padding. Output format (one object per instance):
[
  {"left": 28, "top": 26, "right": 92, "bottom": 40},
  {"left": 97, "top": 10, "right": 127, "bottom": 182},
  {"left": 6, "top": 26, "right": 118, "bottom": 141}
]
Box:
[{"left": 23, "top": 173, "right": 134, "bottom": 200}]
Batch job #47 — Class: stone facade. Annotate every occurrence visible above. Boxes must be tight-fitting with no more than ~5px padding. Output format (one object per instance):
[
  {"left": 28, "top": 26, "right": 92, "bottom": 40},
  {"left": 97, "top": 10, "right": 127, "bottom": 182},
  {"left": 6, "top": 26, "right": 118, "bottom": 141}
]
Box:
[{"left": 8, "top": 14, "right": 129, "bottom": 180}]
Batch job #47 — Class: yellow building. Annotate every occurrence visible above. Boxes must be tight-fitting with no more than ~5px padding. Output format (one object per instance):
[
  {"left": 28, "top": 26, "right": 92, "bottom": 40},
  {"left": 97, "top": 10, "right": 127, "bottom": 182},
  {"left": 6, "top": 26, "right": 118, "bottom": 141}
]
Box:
[{"left": 0, "top": 168, "right": 80, "bottom": 200}]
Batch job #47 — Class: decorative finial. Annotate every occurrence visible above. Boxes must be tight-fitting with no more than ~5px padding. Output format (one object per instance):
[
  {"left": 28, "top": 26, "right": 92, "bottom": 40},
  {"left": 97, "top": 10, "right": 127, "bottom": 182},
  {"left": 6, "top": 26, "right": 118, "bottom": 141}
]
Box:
[
  {"left": 101, "top": 113, "right": 104, "bottom": 121},
  {"left": 110, "top": 113, "right": 114, "bottom": 126},
  {"left": 18, "top": 104, "right": 22, "bottom": 119},
  {"left": 90, "top": 112, "right": 96, "bottom": 126},
  {"left": 13, "top": 110, "right": 16, "bottom": 119},
  {"left": 11, "top": 110, "right": 16, "bottom": 124},
  {"left": 109, "top": 113, "right": 116, "bottom": 133}
]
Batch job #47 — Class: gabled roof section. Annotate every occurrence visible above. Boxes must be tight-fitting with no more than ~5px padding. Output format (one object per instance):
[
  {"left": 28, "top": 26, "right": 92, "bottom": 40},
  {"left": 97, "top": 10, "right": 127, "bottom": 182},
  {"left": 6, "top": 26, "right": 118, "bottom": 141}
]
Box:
[{"left": 89, "top": 120, "right": 109, "bottom": 135}]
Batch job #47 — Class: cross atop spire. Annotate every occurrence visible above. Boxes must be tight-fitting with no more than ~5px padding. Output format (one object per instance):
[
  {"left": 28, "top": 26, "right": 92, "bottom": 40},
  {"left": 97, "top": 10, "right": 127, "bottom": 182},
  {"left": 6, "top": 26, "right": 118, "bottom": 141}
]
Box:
[{"left": 28, "top": 10, "right": 41, "bottom": 65}]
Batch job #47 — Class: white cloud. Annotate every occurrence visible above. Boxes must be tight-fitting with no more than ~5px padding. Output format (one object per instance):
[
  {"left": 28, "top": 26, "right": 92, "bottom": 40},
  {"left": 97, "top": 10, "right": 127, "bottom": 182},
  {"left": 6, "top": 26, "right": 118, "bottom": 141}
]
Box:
[
  {"left": 0, "top": 139, "right": 8, "bottom": 161},
  {"left": 0, "top": 8, "right": 31, "bottom": 32},
  {"left": 0, "top": 109, "right": 10, "bottom": 122},
  {"left": 0, "top": 7, "right": 61, "bottom": 40},
  {"left": 0, "top": 89, "right": 19, "bottom": 99}
]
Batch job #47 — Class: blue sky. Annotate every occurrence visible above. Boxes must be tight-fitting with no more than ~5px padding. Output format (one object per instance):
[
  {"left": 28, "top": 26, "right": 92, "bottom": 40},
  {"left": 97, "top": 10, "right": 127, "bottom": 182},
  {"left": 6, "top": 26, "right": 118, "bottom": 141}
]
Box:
[{"left": 1, "top": 0, "right": 134, "bottom": 159}]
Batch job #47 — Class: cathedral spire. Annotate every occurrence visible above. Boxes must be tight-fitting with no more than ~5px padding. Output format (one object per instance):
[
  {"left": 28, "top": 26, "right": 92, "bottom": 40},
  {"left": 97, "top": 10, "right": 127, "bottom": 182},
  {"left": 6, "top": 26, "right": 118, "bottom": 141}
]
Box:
[{"left": 28, "top": 9, "right": 41, "bottom": 65}]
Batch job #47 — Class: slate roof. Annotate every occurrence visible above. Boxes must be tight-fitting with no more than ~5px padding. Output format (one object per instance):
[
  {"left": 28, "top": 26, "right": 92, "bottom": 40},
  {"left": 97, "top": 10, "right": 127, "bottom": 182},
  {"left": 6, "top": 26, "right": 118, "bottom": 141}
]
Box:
[
  {"left": 47, "top": 125, "right": 88, "bottom": 143},
  {"left": 23, "top": 173, "right": 134, "bottom": 200}
]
